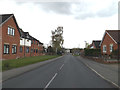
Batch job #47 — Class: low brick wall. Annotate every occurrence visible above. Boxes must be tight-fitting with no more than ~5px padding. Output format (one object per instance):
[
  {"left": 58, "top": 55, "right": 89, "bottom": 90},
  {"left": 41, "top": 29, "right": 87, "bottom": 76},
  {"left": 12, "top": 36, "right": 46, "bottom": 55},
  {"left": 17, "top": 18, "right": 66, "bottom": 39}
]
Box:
[{"left": 81, "top": 55, "right": 120, "bottom": 64}]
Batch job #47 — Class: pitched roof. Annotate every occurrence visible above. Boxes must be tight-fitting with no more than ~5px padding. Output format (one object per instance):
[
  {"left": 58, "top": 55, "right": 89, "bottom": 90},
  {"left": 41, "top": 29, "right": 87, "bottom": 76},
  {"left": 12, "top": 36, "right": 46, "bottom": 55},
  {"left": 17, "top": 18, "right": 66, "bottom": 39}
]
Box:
[
  {"left": 19, "top": 28, "right": 43, "bottom": 45},
  {"left": 0, "top": 14, "right": 13, "bottom": 25},
  {"left": 92, "top": 40, "right": 101, "bottom": 48},
  {"left": 0, "top": 14, "right": 43, "bottom": 45},
  {"left": 106, "top": 30, "right": 120, "bottom": 43},
  {"left": 100, "top": 30, "right": 120, "bottom": 46},
  {"left": 0, "top": 14, "right": 21, "bottom": 36}
]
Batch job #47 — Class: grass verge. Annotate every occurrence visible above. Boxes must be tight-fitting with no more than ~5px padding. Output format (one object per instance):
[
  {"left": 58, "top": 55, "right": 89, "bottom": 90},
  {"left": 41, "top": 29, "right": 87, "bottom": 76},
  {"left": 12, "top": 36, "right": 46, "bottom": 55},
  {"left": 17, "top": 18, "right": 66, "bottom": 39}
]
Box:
[{"left": 2, "top": 55, "right": 60, "bottom": 71}]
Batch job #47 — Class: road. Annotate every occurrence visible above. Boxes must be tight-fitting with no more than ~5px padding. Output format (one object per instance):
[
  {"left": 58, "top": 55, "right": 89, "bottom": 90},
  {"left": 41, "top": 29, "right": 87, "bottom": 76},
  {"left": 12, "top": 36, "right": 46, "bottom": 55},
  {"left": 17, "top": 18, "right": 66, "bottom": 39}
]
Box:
[{"left": 3, "top": 54, "right": 116, "bottom": 88}]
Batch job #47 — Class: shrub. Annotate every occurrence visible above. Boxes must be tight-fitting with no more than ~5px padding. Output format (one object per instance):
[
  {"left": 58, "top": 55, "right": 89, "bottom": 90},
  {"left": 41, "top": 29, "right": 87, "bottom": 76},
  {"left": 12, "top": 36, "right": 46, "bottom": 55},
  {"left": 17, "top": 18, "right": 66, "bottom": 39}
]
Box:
[
  {"left": 84, "top": 48, "right": 101, "bottom": 57},
  {"left": 110, "top": 49, "right": 119, "bottom": 59}
]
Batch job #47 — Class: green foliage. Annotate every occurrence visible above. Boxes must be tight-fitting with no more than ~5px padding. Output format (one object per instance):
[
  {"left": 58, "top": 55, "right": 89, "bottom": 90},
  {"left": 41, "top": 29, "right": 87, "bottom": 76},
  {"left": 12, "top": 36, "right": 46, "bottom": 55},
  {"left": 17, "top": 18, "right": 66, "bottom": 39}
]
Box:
[
  {"left": 47, "top": 46, "right": 55, "bottom": 55},
  {"left": 84, "top": 48, "right": 101, "bottom": 57},
  {"left": 111, "top": 49, "right": 118, "bottom": 56},
  {"left": 110, "top": 49, "right": 119, "bottom": 59},
  {"left": 51, "top": 26, "right": 64, "bottom": 54}
]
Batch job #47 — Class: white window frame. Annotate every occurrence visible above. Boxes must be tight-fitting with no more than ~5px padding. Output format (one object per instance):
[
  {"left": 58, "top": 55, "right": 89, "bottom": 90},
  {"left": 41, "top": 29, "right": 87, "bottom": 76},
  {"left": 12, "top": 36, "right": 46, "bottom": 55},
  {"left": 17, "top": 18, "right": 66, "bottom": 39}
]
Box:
[
  {"left": 4, "top": 44, "right": 10, "bottom": 54},
  {"left": 8, "top": 26, "right": 15, "bottom": 36},
  {"left": 12, "top": 29, "right": 15, "bottom": 36},
  {"left": 110, "top": 44, "right": 113, "bottom": 53},
  {"left": 12, "top": 45, "right": 17, "bottom": 54},
  {"left": 8, "top": 27, "right": 10, "bottom": 35},
  {"left": 103, "top": 45, "right": 107, "bottom": 53}
]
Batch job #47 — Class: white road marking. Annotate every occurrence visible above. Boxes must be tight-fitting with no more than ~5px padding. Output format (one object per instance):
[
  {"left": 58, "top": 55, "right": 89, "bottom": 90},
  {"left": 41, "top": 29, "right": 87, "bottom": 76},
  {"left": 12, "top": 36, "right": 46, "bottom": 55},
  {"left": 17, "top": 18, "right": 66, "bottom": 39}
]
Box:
[
  {"left": 44, "top": 73, "right": 58, "bottom": 89},
  {"left": 60, "top": 64, "right": 64, "bottom": 70},
  {"left": 85, "top": 63, "right": 120, "bottom": 88}
]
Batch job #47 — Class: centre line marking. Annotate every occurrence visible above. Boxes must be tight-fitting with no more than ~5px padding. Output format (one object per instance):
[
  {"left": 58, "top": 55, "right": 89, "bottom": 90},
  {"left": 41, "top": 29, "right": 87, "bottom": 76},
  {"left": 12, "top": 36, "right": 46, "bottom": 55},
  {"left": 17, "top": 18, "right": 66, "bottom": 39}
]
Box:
[
  {"left": 44, "top": 73, "right": 58, "bottom": 89},
  {"left": 60, "top": 64, "right": 64, "bottom": 70}
]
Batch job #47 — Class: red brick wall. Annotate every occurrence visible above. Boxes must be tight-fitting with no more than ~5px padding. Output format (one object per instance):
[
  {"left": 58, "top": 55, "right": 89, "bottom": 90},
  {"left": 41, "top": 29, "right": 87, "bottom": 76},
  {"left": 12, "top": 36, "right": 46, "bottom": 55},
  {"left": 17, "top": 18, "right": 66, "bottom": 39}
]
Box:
[
  {"left": 25, "top": 46, "right": 31, "bottom": 57},
  {"left": 92, "top": 43, "right": 96, "bottom": 49},
  {"left": 2, "top": 16, "right": 21, "bottom": 60},
  {"left": 1, "top": 16, "right": 43, "bottom": 60},
  {"left": 101, "top": 33, "right": 118, "bottom": 55},
  {"left": 18, "top": 46, "right": 25, "bottom": 58},
  {"left": 30, "top": 40, "right": 43, "bottom": 56}
]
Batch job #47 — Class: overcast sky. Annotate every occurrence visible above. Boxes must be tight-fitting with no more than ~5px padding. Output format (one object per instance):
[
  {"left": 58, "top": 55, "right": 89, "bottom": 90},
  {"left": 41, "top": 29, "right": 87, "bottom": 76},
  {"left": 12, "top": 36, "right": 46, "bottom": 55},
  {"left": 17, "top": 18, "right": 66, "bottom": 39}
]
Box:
[{"left": 0, "top": 0, "right": 119, "bottom": 48}]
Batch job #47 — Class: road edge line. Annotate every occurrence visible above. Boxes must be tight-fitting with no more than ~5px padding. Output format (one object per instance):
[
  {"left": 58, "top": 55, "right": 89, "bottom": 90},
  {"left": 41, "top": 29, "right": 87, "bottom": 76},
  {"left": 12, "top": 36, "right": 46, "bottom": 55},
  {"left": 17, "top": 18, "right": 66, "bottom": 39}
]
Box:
[{"left": 84, "top": 63, "right": 120, "bottom": 88}]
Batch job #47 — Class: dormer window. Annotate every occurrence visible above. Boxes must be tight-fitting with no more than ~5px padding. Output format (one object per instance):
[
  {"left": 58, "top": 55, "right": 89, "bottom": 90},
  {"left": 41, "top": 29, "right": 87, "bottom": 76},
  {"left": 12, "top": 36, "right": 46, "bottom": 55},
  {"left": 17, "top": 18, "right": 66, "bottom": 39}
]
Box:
[{"left": 8, "top": 26, "right": 15, "bottom": 36}]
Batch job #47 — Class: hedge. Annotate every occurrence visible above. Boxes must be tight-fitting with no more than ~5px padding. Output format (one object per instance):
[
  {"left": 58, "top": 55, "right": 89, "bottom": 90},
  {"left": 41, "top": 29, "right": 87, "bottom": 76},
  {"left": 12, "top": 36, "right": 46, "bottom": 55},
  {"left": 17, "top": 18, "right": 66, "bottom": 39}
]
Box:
[{"left": 84, "top": 48, "right": 101, "bottom": 57}]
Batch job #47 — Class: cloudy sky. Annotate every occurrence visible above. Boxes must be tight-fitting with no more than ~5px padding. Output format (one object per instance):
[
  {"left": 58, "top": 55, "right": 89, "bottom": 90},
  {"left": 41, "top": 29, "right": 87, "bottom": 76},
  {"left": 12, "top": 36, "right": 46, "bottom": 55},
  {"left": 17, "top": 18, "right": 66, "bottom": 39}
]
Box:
[{"left": 0, "top": 0, "right": 119, "bottom": 48}]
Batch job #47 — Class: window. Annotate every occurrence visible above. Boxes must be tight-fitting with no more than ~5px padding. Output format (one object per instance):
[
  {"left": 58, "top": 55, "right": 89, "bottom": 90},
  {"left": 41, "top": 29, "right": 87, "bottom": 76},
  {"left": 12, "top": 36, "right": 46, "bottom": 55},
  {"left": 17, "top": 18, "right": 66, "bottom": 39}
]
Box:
[
  {"left": 20, "top": 46, "right": 23, "bottom": 53},
  {"left": 31, "top": 49, "right": 33, "bottom": 53},
  {"left": 12, "top": 45, "right": 17, "bottom": 54},
  {"left": 10, "top": 28, "right": 12, "bottom": 35},
  {"left": 36, "top": 49, "right": 38, "bottom": 53},
  {"left": 12, "top": 29, "right": 15, "bottom": 36},
  {"left": 8, "top": 27, "right": 15, "bottom": 36},
  {"left": 8, "top": 27, "right": 10, "bottom": 35},
  {"left": 103, "top": 45, "right": 106, "bottom": 53},
  {"left": 110, "top": 44, "right": 113, "bottom": 52},
  {"left": 34, "top": 49, "right": 35, "bottom": 53},
  {"left": 4, "top": 44, "right": 9, "bottom": 54},
  {"left": 34, "top": 40, "right": 36, "bottom": 44},
  {"left": 26, "top": 47, "right": 29, "bottom": 53},
  {"left": 31, "top": 40, "right": 33, "bottom": 44}
]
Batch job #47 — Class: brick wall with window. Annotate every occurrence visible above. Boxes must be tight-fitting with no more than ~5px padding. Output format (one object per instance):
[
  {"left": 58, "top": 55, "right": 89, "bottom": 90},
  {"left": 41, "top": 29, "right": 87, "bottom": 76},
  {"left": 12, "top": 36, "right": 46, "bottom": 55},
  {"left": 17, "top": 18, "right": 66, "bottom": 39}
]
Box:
[
  {"left": 101, "top": 33, "right": 118, "bottom": 55},
  {"left": 2, "top": 16, "right": 21, "bottom": 60}
]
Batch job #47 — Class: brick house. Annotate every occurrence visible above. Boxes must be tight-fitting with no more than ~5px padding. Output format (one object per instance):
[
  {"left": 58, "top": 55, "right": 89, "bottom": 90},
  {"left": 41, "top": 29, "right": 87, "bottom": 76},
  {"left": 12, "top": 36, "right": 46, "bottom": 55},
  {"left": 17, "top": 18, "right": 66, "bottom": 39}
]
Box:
[
  {"left": 90, "top": 40, "right": 101, "bottom": 49},
  {"left": 100, "top": 30, "right": 120, "bottom": 55},
  {"left": 30, "top": 36, "right": 43, "bottom": 57},
  {"left": 19, "top": 28, "right": 32, "bottom": 58},
  {"left": 19, "top": 28, "right": 43, "bottom": 57},
  {"left": 0, "top": 14, "right": 43, "bottom": 60},
  {"left": 0, "top": 14, "right": 21, "bottom": 60}
]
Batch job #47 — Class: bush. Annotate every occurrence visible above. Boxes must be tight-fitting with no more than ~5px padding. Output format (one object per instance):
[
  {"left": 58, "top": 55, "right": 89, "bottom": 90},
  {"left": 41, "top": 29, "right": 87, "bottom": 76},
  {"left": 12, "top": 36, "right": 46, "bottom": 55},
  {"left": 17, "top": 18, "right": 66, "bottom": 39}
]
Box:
[
  {"left": 111, "top": 49, "right": 118, "bottom": 56},
  {"left": 84, "top": 48, "right": 101, "bottom": 57},
  {"left": 110, "top": 49, "right": 119, "bottom": 59}
]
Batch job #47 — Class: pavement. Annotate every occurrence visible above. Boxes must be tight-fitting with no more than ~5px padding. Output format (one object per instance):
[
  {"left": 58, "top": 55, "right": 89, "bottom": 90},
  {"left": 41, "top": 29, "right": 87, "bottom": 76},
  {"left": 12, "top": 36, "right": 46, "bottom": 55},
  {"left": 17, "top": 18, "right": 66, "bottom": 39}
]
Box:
[
  {"left": 76, "top": 56, "right": 119, "bottom": 88},
  {"left": 2, "top": 54, "right": 117, "bottom": 88}
]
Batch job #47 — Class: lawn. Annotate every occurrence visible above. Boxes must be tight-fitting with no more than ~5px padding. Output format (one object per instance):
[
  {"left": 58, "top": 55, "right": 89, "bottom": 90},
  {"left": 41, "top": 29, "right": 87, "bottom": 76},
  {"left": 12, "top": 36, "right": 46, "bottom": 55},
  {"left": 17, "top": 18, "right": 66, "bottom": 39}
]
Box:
[{"left": 2, "top": 55, "right": 60, "bottom": 71}]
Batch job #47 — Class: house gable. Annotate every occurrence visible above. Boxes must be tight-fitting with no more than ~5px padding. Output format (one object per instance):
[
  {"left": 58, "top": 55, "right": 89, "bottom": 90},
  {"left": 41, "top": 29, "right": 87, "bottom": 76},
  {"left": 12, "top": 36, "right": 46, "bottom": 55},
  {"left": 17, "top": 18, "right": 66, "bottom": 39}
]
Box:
[
  {"left": 0, "top": 14, "right": 21, "bottom": 36},
  {"left": 100, "top": 30, "right": 118, "bottom": 46},
  {"left": 100, "top": 31, "right": 118, "bottom": 55}
]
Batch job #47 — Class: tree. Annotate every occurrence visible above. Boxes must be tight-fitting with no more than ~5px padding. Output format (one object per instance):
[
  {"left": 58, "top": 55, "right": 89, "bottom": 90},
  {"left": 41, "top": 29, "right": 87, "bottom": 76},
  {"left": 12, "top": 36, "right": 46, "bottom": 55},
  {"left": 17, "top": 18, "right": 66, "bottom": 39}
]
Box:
[
  {"left": 51, "top": 26, "right": 64, "bottom": 55},
  {"left": 47, "top": 46, "right": 54, "bottom": 55}
]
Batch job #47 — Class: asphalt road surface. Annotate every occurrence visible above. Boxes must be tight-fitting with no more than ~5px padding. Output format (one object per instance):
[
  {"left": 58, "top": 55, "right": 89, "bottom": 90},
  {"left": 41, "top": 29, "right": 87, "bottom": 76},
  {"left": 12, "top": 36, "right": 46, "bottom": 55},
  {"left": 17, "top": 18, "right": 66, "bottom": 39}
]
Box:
[{"left": 3, "top": 54, "right": 116, "bottom": 88}]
